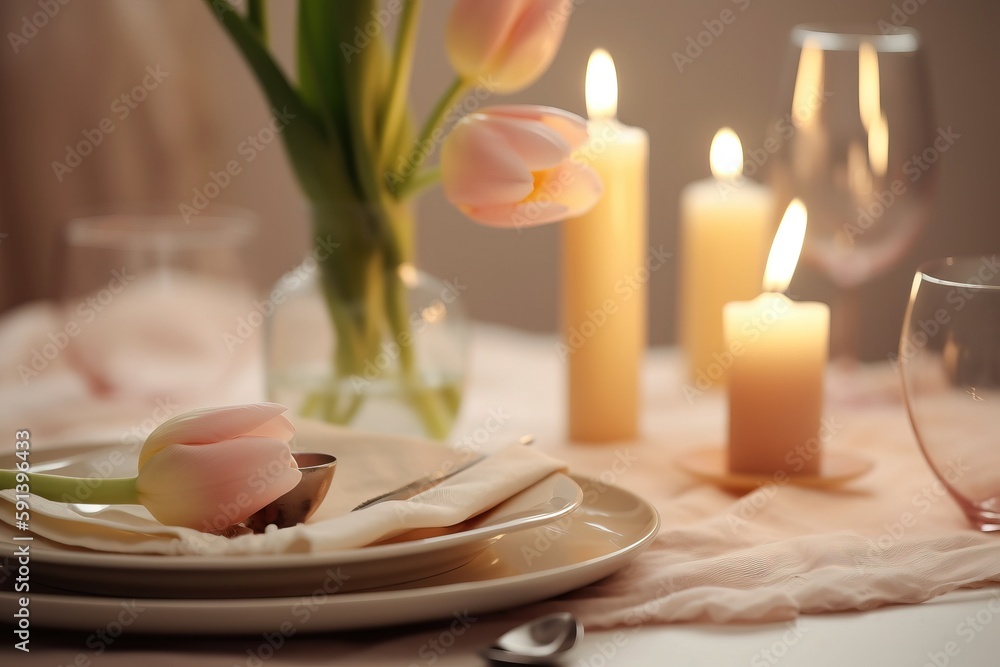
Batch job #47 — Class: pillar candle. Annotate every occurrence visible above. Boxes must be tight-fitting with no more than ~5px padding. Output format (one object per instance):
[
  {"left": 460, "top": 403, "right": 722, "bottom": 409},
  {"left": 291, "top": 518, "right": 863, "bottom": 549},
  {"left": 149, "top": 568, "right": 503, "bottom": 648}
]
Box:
[
  {"left": 678, "top": 129, "right": 773, "bottom": 388},
  {"left": 563, "top": 49, "right": 648, "bottom": 443},
  {"left": 724, "top": 200, "right": 830, "bottom": 476}
]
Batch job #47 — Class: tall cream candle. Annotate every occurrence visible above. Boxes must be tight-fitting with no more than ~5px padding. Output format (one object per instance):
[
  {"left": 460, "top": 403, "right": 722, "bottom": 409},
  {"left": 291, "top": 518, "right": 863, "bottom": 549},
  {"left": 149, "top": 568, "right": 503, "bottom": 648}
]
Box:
[
  {"left": 724, "top": 200, "right": 829, "bottom": 476},
  {"left": 562, "top": 49, "right": 648, "bottom": 443},
  {"left": 678, "top": 129, "right": 773, "bottom": 390}
]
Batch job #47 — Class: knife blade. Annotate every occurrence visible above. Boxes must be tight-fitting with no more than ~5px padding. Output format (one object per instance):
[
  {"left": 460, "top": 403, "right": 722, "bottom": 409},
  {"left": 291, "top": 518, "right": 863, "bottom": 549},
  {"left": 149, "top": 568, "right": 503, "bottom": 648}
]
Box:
[
  {"left": 350, "top": 435, "right": 534, "bottom": 512},
  {"left": 351, "top": 455, "right": 485, "bottom": 511}
]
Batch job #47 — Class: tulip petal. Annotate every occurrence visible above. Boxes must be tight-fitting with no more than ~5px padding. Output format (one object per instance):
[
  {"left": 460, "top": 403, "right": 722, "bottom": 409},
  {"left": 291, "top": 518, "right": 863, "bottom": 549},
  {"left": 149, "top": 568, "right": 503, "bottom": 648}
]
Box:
[
  {"left": 136, "top": 437, "right": 301, "bottom": 530},
  {"left": 489, "top": 0, "right": 572, "bottom": 92},
  {"left": 445, "top": 0, "right": 527, "bottom": 81},
  {"left": 462, "top": 201, "right": 569, "bottom": 229},
  {"left": 541, "top": 160, "right": 605, "bottom": 217},
  {"left": 141, "top": 403, "right": 291, "bottom": 466},
  {"left": 477, "top": 116, "right": 570, "bottom": 171},
  {"left": 461, "top": 159, "right": 603, "bottom": 228},
  {"left": 484, "top": 105, "right": 590, "bottom": 149},
  {"left": 442, "top": 119, "right": 535, "bottom": 207},
  {"left": 245, "top": 414, "right": 295, "bottom": 442}
]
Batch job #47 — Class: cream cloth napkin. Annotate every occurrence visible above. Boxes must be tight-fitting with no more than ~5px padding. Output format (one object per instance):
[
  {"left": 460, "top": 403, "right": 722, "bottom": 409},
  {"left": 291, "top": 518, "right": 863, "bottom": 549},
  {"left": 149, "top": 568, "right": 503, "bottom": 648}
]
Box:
[{"left": 0, "top": 419, "right": 566, "bottom": 556}]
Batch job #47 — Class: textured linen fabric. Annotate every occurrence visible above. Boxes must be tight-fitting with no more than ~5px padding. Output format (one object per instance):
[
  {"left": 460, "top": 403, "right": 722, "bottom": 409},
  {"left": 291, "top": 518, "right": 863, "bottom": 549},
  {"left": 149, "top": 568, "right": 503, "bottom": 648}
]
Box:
[{"left": 456, "top": 328, "right": 1000, "bottom": 627}]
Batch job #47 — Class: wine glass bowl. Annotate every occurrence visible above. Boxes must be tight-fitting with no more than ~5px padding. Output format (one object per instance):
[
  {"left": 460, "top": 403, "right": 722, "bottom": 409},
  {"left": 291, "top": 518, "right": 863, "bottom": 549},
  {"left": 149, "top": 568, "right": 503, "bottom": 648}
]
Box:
[
  {"left": 767, "top": 24, "right": 937, "bottom": 356},
  {"left": 899, "top": 256, "right": 1000, "bottom": 531}
]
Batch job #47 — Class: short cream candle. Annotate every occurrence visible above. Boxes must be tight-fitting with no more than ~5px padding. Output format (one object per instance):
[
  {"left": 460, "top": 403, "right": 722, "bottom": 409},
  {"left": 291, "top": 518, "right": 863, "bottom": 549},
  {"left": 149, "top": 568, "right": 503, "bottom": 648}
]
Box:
[{"left": 724, "top": 200, "right": 829, "bottom": 476}]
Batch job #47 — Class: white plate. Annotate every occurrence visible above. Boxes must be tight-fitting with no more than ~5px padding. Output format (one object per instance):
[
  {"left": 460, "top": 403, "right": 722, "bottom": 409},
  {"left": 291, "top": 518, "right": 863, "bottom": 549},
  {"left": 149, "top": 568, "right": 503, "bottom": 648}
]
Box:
[
  {"left": 0, "top": 443, "right": 583, "bottom": 597},
  {"left": 0, "top": 475, "right": 659, "bottom": 633}
]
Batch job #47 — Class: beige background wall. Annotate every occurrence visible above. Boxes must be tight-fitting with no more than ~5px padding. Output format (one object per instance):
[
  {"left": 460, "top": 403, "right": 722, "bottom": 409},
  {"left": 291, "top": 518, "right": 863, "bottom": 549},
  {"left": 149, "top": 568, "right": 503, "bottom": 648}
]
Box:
[{"left": 1, "top": 0, "right": 997, "bottom": 360}]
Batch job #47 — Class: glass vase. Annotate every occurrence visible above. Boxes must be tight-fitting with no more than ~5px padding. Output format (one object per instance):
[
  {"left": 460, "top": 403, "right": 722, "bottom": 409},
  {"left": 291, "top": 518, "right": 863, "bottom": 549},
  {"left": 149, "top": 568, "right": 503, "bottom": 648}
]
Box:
[{"left": 266, "top": 260, "right": 469, "bottom": 440}]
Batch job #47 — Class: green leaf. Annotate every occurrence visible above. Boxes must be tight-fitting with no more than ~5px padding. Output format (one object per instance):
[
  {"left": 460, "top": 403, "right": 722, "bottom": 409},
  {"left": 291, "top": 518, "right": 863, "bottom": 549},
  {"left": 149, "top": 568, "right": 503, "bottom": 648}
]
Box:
[
  {"left": 318, "top": 0, "right": 390, "bottom": 200},
  {"left": 297, "top": 0, "right": 356, "bottom": 192},
  {"left": 246, "top": 0, "right": 267, "bottom": 44},
  {"left": 201, "top": 0, "right": 354, "bottom": 204}
]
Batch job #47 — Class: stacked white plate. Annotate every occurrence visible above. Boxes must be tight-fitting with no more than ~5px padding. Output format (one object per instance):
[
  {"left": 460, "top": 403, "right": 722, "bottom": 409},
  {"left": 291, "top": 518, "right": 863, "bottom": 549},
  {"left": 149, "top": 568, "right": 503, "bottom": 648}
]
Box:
[{"left": 0, "top": 441, "right": 659, "bottom": 634}]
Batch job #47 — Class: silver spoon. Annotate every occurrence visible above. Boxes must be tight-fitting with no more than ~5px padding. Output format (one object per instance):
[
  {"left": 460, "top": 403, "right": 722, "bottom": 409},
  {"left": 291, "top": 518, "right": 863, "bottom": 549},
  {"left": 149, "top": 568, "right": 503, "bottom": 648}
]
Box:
[
  {"left": 244, "top": 452, "right": 337, "bottom": 533},
  {"left": 480, "top": 613, "right": 582, "bottom": 665}
]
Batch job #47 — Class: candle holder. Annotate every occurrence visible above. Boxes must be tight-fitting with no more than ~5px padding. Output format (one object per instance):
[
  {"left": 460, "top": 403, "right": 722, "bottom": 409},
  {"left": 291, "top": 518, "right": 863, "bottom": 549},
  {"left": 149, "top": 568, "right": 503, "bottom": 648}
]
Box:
[{"left": 674, "top": 446, "right": 873, "bottom": 493}]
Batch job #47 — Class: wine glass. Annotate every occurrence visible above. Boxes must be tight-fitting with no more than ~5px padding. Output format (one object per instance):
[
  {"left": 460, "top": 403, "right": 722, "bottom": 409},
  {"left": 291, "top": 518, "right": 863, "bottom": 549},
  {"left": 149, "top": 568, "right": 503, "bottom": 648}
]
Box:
[
  {"left": 767, "top": 25, "right": 937, "bottom": 358},
  {"left": 55, "top": 205, "right": 258, "bottom": 402},
  {"left": 899, "top": 256, "right": 1000, "bottom": 531}
]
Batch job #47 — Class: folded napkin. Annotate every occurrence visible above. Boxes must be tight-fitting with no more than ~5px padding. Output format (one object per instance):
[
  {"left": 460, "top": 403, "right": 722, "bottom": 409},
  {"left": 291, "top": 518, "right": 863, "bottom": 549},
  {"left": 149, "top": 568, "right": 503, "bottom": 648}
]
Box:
[{"left": 0, "top": 419, "right": 566, "bottom": 556}]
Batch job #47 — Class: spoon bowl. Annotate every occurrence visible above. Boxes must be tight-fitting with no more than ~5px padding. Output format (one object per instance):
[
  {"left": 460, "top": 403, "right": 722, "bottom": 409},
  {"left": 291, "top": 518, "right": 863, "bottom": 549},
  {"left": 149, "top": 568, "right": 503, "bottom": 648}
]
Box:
[
  {"left": 481, "top": 612, "right": 582, "bottom": 664},
  {"left": 244, "top": 452, "right": 337, "bottom": 533}
]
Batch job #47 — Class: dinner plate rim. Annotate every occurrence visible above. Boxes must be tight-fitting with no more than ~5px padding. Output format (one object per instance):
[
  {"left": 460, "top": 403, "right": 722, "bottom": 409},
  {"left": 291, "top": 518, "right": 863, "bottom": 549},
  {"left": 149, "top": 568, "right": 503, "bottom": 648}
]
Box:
[{"left": 0, "top": 473, "right": 660, "bottom": 633}]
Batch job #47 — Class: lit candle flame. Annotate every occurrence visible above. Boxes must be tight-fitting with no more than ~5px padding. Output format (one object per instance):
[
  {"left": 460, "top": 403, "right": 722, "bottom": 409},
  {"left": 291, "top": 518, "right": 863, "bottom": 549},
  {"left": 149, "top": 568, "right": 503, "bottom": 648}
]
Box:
[
  {"left": 586, "top": 48, "right": 618, "bottom": 120},
  {"left": 710, "top": 127, "right": 743, "bottom": 180},
  {"left": 868, "top": 110, "right": 889, "bottom": 178},
  {"left": 762, "top": 199, "right": 808, "bottom": 293},
  {"left": 792, "top": 39, "right": 824, "bottom": 129},
  {"left": 858, "top": 41, "right": 881, "bottom": 132}
]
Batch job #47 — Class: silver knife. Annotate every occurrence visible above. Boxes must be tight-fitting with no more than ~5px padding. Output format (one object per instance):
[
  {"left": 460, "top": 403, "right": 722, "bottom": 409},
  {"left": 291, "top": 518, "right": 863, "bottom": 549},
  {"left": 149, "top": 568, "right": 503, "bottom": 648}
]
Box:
[{"left": 351, "top": 435, "right": 534, "bottom": 512}]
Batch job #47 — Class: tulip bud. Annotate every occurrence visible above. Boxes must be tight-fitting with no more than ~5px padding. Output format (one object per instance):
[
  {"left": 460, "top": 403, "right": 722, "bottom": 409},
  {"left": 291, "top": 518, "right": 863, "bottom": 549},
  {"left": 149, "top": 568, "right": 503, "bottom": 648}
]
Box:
[
  {"left": 0, "top": 403, "right": 302, "bottom": 532},
  {"left": 135, "top": 403, "right": 301, "bottom": 530},
  {"left": 446, "top": 0, "right": 573, "bottom": 93}
]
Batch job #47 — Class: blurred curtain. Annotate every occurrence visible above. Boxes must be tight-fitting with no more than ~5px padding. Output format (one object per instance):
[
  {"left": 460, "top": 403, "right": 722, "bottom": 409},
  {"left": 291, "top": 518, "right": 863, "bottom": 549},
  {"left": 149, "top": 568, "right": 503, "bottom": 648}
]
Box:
[{"left": 0, "top": 0, "right": 304, "bottom": 312}]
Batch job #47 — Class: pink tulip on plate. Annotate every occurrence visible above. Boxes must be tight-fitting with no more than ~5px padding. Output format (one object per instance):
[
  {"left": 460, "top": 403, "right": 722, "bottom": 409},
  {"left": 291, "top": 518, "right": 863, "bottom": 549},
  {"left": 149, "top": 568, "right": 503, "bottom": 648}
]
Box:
[
  {"left": 442, "top": 105, "right": 603, "bottom": 228},
  {"left": 0, "top": 403, "right": 303, "bottom": 531},
  {"left": 136, "top": 403, "right": 301, "bottom": 530},
  {"left": 446, "top": 0, "right": 573, "bottom": 93}
]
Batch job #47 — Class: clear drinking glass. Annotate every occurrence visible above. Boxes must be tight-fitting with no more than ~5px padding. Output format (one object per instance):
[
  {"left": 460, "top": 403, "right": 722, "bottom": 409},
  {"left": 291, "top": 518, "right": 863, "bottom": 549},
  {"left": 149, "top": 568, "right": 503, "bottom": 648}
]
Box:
[
  {"left": 55, "top": 206, "right": 258, "bottom": 401},
  {"left": 899, "top": 256, "right": 1000, "bottom": 531},
  {"left": 768, "top": 25, "right": 937, "bottom": 358}
]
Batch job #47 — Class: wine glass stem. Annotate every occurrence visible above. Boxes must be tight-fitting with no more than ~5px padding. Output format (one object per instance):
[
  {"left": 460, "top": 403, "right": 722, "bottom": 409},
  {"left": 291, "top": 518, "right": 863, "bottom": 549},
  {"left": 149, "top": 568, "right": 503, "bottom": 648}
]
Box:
[{"left": 832, "top": 286, "right": 861, "bottom": 362}]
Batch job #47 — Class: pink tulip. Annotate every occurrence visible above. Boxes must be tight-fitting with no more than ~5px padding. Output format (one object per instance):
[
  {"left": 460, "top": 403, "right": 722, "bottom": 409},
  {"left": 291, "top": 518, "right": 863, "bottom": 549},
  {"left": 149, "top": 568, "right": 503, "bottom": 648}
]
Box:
[
  {"left": 446, "top": 0, "right": 573, "bottom": 93},
  {"left": 136, "top": 403, "right": 301, "bottom": 530},
  {"left": 441, "top": 105, "right": 602, "bottom": 228}
]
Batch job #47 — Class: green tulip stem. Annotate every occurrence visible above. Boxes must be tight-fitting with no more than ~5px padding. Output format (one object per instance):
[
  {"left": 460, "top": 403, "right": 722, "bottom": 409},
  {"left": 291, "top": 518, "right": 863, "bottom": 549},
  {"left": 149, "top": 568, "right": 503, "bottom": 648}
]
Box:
[
  {"left": 395, "top": 165, "right": 441, "bottom": 201},
  {"left": 384, "top": 271, "right": 452, "bottom": 440},
  {"left": 380, "top": 0, "right": 422, "bottom": 167},
  {"left": 0, "top": 471, "right": 139, "bottom": 505},
  {"left": 396, "top": 76, "right": 469, "bottom": 199}
]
